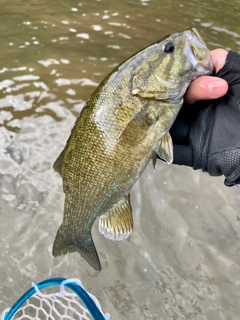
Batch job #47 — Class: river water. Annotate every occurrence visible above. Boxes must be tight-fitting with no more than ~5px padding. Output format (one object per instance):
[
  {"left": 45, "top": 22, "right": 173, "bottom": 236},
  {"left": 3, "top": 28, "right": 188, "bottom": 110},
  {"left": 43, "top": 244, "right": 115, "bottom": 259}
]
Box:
[{"left": 1, "top": 0, "right": 240, "bottom": 319}]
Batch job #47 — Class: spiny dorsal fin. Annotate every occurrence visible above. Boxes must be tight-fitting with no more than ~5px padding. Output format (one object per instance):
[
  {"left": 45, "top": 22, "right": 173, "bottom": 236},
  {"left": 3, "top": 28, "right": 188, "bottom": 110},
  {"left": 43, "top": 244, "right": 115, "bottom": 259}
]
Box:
[{"left": 99, "top": 195, "right": 133, "bottom": 242}]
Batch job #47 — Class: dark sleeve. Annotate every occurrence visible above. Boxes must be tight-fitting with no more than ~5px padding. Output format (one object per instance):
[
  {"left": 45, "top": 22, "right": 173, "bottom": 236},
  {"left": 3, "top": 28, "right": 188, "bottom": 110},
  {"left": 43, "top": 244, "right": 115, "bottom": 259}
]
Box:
[{"left": 207, "top": 51, "right": 240, "bottom": 185}]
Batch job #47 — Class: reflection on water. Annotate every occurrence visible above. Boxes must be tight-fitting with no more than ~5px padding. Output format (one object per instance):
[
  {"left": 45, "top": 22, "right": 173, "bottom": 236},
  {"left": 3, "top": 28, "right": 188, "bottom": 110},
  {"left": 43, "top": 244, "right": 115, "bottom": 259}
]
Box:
[{"left": 0, "top": 0, "right": 240, "bottom": 319}]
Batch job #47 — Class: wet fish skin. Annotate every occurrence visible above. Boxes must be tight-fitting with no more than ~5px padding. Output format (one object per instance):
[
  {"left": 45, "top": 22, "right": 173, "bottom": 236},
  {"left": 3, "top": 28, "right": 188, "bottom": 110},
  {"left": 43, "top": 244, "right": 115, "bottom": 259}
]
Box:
[{"left": 52, "top": 28, "right": 213, "bottom": 271}]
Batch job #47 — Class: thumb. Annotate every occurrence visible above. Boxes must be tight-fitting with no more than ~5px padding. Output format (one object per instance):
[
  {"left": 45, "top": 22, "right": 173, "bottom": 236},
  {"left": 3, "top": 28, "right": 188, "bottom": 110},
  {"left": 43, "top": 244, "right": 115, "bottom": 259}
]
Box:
[{"left": 185, "top": 76, "right": 228, "bottom": 104}]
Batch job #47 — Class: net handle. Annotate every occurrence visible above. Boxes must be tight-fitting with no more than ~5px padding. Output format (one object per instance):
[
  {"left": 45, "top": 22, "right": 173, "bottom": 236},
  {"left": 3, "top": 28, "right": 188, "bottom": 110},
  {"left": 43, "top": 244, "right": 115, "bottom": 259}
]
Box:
[{"left": 2, "top": 277, "right": 107, "bottom": 320}]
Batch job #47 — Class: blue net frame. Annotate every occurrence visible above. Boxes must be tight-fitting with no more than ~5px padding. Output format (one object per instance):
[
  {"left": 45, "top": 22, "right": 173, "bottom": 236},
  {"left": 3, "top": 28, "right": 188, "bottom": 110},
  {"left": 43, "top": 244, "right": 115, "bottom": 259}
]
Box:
[{"left": 1, "top": 277, "right": 109, "bottom": 320}]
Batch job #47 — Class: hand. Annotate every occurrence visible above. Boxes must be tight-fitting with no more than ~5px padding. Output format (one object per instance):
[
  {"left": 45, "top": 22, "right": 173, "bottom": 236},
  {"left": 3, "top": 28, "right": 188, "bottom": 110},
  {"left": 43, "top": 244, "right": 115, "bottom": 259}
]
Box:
[{"left": 170, "top": 49, "right": 240, "bottom": 186}]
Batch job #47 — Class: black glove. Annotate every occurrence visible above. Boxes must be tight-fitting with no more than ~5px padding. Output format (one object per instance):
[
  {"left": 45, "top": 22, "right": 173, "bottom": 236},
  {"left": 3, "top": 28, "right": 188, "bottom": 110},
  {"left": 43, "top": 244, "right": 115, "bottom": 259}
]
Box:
[{"left": 170, "top": 50, "right": 240, "bottom": 186}]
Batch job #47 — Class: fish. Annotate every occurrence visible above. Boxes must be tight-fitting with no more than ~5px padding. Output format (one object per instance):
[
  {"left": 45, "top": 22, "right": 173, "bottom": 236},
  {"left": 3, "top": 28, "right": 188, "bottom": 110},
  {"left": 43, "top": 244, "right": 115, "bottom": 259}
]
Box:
[{"left": 52, "top": 28, "right": 213, "bottom": 271}]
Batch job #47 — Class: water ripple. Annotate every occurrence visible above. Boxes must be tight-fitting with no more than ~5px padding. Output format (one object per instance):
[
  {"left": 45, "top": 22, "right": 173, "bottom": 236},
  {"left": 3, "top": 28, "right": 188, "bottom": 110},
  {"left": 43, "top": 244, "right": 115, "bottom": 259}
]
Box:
[{"left": 55, "top": 78, "right": 98, "bottom": 87}]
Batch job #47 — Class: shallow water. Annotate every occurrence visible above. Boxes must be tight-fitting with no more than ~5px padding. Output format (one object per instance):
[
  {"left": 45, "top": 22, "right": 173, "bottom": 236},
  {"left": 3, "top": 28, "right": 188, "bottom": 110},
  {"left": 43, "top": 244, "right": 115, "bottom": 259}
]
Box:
[{"left": 1, "top": 0, "right": 240, "bottom": 319}]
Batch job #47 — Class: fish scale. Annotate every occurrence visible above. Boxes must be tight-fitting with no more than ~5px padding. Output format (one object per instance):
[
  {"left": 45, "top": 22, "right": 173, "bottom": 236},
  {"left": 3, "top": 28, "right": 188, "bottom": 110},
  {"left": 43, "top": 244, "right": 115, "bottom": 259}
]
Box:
[{"left": 52, "top": 28, "right": 213, "bottom": 271}]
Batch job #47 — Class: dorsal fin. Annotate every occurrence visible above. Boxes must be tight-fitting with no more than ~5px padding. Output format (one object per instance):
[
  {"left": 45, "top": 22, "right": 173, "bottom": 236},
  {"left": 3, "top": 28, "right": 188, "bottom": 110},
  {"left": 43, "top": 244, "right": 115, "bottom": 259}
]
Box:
[{"left": 53, "top": 150, "right": 65, "bottom": 176}]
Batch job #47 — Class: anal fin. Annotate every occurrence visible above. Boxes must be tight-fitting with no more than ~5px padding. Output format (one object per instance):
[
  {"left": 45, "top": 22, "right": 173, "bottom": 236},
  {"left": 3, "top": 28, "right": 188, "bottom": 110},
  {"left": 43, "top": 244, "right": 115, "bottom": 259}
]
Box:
[{"left": 99, "top": 195, "right": 133, "bottom": 242}]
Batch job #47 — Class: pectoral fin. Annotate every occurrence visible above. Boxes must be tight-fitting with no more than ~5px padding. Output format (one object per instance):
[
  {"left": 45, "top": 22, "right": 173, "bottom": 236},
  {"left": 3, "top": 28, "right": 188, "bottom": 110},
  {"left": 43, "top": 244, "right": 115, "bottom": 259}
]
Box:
[
  {"left": 99, "top": 195, "right": 133, "bottom": 241},
  {"left": 154, "top": 131, "right": 173, "bottom": 164},
  {"left": 118, "top": 101, "right": 163, "bottom": 142},
  {"left": 117, "top": 110, "right": 150, "bottom": 143}
]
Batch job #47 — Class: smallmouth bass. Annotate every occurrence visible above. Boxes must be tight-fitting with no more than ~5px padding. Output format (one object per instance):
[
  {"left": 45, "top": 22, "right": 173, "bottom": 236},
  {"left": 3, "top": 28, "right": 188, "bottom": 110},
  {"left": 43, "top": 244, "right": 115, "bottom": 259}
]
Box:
[{"left": 53, "top": 28, "right": 213, "bottom": 271}]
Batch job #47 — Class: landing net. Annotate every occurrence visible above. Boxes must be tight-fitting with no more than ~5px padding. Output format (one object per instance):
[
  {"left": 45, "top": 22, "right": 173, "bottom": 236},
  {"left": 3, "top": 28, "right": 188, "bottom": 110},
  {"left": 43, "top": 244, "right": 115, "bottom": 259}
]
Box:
[{"left": 1, "top": 278, "right": 110, "bottom": 320}]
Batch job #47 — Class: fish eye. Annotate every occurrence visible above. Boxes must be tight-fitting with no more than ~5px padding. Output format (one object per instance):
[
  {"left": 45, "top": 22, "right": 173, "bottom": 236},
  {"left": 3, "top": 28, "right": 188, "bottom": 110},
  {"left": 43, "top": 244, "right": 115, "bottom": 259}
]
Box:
[{"left": 163, "top": 42, "right": 175, "bottom": 53}]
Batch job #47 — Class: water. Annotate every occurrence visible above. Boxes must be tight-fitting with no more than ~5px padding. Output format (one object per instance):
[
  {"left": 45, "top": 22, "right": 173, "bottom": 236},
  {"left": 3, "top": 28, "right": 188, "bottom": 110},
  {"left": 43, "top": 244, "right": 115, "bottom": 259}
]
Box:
[{"left": 1, "top": 0, "right": 240, "bottom": 319}]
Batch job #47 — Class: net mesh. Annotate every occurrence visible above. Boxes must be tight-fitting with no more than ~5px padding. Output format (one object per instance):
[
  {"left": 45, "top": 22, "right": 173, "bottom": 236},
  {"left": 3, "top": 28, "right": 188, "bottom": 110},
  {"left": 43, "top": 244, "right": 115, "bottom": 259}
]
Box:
[{"left": 1, "top": 278, "right": 110, "bottom": 320}]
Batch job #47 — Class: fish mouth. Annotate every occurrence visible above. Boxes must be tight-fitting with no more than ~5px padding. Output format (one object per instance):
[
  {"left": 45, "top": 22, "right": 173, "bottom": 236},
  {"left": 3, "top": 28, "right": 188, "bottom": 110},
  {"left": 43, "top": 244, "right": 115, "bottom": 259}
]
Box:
[{"left": 185, "top": 28, "right": 214, "bottom": 79}]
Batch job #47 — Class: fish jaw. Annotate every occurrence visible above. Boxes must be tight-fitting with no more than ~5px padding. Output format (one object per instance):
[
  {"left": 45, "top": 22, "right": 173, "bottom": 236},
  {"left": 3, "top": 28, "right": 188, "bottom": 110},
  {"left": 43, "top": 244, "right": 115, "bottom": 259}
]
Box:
[{"left": 185, "top": 28, "right": 214, "bottom": 79}]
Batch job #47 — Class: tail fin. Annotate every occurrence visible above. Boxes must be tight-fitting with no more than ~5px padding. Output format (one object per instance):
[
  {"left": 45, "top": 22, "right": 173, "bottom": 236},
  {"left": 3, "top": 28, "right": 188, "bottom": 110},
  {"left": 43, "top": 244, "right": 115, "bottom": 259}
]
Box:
[{"left": 52, "top": 225, "right": 101, "bottom": 271}]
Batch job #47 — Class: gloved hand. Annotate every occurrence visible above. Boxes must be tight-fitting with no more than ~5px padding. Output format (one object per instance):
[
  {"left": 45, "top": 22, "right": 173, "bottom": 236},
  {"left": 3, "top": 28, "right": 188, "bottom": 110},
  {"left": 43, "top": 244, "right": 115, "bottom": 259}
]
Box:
[{"left": 170, "top": 50, "right": 240, "bottom": 186}]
